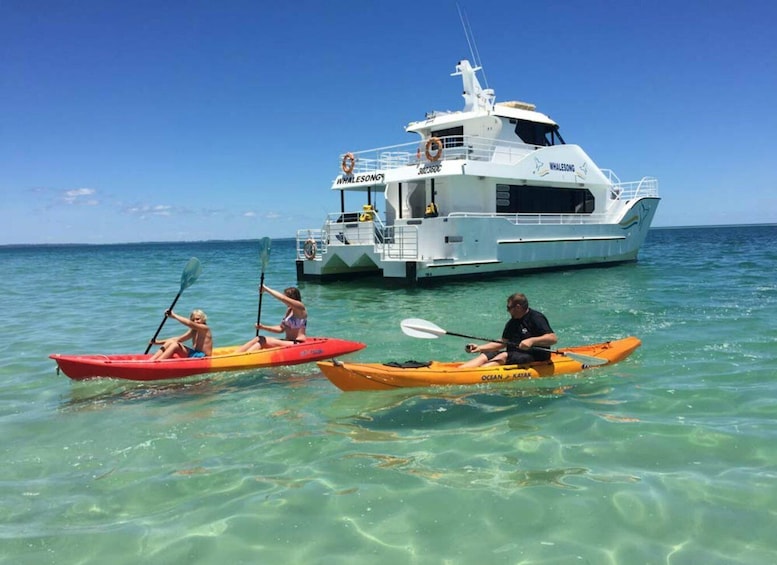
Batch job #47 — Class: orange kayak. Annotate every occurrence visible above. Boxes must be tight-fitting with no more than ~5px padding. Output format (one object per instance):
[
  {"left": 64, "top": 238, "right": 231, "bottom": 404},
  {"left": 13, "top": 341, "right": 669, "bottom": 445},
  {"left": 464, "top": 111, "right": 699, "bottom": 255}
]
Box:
[
  {"left": 51, "top": 337, "right": 366, "bottom": 381},
  {"left": 317, "top": 337, "right": 641, "bottom": 391}
]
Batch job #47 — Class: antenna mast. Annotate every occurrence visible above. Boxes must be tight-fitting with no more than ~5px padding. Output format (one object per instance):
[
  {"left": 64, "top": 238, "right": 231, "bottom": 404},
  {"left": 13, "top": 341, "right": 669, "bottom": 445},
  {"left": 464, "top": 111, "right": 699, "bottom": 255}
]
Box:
[{"left": 457, "top": 4, "right": 488, "bottom": 90}]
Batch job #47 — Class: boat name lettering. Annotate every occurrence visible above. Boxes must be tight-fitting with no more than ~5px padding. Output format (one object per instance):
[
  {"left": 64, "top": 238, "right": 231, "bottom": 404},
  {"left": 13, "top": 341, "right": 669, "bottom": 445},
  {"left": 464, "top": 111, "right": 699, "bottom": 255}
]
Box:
[
  {"left": 418, "top": 165, "right": 441, "bottom": 175},
  {"left": 549, "top": 162, "right": 575, "bottom": 172},
  {"left": 299, "top": 348, "right": 325, "bottom": 357},
  {"left": 336, "top": 173, "right": 386, "bottom": 185},
  {"left": 481, "top": 372, "right": 532, "bottom": 382}
]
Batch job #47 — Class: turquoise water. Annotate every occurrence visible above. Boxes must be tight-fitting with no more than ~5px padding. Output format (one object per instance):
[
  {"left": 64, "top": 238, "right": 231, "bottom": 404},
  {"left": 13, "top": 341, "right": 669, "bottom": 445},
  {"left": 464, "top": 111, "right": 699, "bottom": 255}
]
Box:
[{"left": 2, "top": 226, "right": 776, "bottom": 564}]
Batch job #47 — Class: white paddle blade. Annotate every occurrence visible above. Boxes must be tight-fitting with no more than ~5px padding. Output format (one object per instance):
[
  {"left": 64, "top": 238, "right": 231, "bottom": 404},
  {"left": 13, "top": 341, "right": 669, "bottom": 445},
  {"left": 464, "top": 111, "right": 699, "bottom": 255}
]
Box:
[
  {"left": 400, "top": 318, "right": 446, "bottom": 339},
  {"left": 563, "top": 351, "right": 608, "bottom": 366}
]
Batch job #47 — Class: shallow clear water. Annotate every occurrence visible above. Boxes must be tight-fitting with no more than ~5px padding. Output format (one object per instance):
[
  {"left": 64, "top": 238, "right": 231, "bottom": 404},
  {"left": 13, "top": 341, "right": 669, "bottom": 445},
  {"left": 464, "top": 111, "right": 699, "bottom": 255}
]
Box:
[{"left": 2, "top": 226, "right": 776, "bottom": 564}]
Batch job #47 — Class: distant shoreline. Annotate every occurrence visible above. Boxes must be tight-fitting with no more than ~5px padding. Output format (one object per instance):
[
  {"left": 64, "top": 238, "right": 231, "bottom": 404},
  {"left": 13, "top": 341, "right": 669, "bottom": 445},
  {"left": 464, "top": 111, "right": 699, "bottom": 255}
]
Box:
[
  {"left": 0, "top": 237, "right": 296, "bottom": 250},
  {"left": 652, "top": 222, "right": 777, "bottom": 230},
  {"left": 1, "top": 225, "right": 775, "bottom": 249}
]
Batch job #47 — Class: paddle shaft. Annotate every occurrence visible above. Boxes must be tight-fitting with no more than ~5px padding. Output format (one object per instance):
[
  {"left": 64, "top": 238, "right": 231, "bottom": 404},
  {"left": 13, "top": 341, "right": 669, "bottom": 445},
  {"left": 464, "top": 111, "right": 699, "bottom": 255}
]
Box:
[
  {"left": 400, "top": 318, "right": 607, "bottom": 366},
  {"left": 255, "top": 271, "right": 265, "bottom": 337},
  {"left": 444, "top": 329, "right": 583, "bottom": 360},
  {"left": 255, "top": 237, "right": 271, "bottom": 337},
  {"left": 144, "top": 292, "right": 182, "bottom": 354}
]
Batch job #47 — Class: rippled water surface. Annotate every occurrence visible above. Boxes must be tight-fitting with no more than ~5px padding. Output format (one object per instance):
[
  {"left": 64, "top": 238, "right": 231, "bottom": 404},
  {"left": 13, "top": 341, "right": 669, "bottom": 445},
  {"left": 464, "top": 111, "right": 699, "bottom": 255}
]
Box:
[{"left": 2, "top": 226, "right": 776, "bottom": 564}]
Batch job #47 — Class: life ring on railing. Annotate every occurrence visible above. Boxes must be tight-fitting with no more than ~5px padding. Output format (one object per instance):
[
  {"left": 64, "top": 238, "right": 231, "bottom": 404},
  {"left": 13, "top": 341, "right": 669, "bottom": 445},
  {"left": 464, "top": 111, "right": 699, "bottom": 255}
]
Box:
[
  {"left": 303, "top": 239, "right": 317, "bottom": 260},
  {"left": 341, "top": 153, "right": 356, "bottom": 175},
  {"left": 425, "top": 137, "right": 443, "bottom": 162}
]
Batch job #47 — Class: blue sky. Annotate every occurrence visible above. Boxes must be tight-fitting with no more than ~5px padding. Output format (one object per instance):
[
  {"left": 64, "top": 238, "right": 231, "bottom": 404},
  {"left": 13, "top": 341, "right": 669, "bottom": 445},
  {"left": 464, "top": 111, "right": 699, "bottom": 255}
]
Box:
[{"left": 2, "top": 0, "right": 776, "bottom": 245}]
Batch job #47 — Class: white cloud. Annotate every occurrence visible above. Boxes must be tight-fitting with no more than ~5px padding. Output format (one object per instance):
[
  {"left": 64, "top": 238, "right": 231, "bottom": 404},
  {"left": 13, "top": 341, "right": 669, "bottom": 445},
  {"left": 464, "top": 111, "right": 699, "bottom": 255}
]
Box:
[
  {"left": 62, "top": 187, "right": 99, "bottom": 205},
  {"left": 124, "top": 204, "right": 173, "bottom": 218},
  {"left": 152, "top": 205, "right": 172, "bottom": 216}
]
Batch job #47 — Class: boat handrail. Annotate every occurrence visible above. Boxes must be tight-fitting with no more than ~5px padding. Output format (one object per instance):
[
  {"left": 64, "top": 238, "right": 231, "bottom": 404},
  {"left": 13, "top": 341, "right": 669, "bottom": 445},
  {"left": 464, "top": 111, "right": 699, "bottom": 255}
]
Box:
[
  {"left": 323, "top": 211, "right": 385, "bottom": 226},
  {"left": 447, "top": 211, "right": 613, "bottom": 225},
  {"left": 296, "top": 212, "right": 390, "bottom": 259},
  {"left": 610, "top": 176, "right": 659, "bottom": 200},
  {"left": 600, "top": 169, "right": 659, "bottom": 199},
  {"left": 339, "top": 135, "right": 541, "bottom": 175},
  {"left": 380, "top": 225, "right": 418, "bottom": 260},
  {"left": 295, "top": 229, "right": 327, "bottom": 261},
  {"left": 340, "top": 141, "right": 659, "bottom": 199},
  {"left": 600, "top": 168, "right": 621, "bottom": 185}
]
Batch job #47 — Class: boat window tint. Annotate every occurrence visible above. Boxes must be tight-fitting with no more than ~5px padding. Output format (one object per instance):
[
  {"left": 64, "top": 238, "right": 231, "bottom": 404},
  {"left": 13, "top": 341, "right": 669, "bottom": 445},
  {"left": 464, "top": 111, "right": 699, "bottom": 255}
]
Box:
[
  {"left": 431, "top": 126, "right": 464, "bottom": 148},
  {"left": 496, "top": 184, "right": 594, "bottom": 214},
  {"left": 512, "top": 120, "right": 562, "bottom": 146}
]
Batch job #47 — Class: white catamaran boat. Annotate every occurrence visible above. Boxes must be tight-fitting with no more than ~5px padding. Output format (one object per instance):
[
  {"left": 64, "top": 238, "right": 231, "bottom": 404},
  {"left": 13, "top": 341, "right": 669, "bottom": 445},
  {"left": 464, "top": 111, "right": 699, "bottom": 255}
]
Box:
[{"left": 295, "top": 59, "right": 660, "bottom": 284}]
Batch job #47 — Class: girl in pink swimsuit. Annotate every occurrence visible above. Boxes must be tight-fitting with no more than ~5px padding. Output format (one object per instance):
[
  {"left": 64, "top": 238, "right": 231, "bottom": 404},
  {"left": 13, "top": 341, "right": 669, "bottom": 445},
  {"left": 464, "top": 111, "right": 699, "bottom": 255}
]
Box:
[{"left": 238, "top": 285, "right": 307, "bottom": 351}]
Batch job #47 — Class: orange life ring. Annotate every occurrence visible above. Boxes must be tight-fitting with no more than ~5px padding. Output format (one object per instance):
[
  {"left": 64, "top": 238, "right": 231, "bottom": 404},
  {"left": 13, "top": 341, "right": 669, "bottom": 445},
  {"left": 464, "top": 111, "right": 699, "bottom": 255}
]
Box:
[
  {"left": 341, "top": 153, "right": 356, "bottom": 175},
  {"left": 425, "top": 137, "right": 443, "bottom": 162},
  {"left": 303, "top": 239, "right": 317, "bottom": 260}
]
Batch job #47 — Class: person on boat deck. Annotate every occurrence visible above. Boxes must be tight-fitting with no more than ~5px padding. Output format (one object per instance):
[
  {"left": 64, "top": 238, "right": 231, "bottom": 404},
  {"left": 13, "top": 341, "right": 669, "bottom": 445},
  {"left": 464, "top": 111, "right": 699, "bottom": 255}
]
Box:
[
  {"left": 459, "top": 293, "right": 557, "bottom": 368},
  {"left": 424, "top": 202, "right": 439, "bottom": 218},
  {"left": 150, "top": 309, "right": 213, "bottom": 360},
  {"left": 237, "top": 285, "right": 308, "bottom": 352}
]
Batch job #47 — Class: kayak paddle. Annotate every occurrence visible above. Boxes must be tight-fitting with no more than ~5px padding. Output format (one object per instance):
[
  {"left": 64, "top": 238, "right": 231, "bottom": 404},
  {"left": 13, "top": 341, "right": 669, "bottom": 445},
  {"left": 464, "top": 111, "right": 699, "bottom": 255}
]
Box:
[
  {"left": 400, "top": 317, "right": 608, "bottom": 366},
  {"left": 255, "top": 237, "right": 272, "bottom": 336},
  {"left": 144, "top": 257, "right": 202, "bottom": 353}
]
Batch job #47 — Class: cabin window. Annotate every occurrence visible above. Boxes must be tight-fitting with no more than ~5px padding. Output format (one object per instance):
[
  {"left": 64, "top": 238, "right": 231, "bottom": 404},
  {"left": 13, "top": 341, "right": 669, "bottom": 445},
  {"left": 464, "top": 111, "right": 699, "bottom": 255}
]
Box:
[
  {"left": 430, "top": 126, "right": 464, "bottom": 148},
  {"left": 335, "top": 213, "right": 360, "bottom": 223},
  {"left": 496, "top": 184, "right": 594, "bottom": 214},
  {"left": 511, "top": 119, "right": 565, "bottom": 146}
]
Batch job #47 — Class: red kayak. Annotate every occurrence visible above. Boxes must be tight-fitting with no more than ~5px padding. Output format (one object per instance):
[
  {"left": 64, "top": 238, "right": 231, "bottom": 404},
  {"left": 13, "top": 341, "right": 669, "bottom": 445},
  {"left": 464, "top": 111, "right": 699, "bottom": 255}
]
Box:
[{"left": 50, "top": 337, "right": 365, "bottom": 382}]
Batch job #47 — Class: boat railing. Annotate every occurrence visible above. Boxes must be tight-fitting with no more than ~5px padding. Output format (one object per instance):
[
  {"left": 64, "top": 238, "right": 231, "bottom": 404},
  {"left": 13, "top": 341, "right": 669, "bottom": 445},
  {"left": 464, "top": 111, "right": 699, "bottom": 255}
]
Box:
[
  {"left": 613, "top": 176, "right": 659, "bottom": 200},
  {"left": 297, "top": 215, "right": 421, "bottom": 261},
  {"left": 342, "top": 135, "right": 538, "bottom": 174},
  {"left": 447, "top": 211, "right": 613, "bottom": 225},
  {"left": 296, "top": 229, "right": 327, "bottom": 261},
  {"left": 380, "top": 225, "right": 419, "bottom": 260},
  {"left": 601, "top": 170, "right": 659, "bottom": 200},
  {"left": 323, "top": 212, "right": 388, "bottom": 244},
  {"left": 296, "top": 213, "right": 390, "bottom": 259}
]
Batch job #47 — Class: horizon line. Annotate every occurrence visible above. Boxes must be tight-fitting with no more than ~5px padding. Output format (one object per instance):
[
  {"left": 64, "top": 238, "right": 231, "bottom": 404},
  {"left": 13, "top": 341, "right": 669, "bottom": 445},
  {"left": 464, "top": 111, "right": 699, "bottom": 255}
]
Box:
[{"left": 1, "top": 223, "right": 776, "bottom": 249}]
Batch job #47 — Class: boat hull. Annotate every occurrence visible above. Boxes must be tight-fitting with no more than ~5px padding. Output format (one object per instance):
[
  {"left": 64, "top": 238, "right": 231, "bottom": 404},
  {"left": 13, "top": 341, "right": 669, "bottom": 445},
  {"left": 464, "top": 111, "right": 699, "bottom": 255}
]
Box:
[
  {"left": 317, "top": 337, "right": 641, "bottom": 391},
  {"left": 51, "top": 337, "right": 366, "bottom": 381},
  {"left": 297, "top": 197, "right": 660, "bottom": 284}
]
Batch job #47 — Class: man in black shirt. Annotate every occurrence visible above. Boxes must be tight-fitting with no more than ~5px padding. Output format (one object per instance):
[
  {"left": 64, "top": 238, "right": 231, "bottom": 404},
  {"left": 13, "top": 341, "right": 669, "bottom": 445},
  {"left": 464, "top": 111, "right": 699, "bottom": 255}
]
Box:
[{"left": 460, "top": 293, "right": 557, "bottom": 367}]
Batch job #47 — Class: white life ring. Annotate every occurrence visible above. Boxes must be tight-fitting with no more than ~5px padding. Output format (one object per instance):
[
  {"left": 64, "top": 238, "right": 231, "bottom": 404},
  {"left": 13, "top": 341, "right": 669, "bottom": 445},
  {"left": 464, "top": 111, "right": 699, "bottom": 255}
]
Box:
[{"left": 303, "top": 239, "right": 317, "bottom": 260}]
